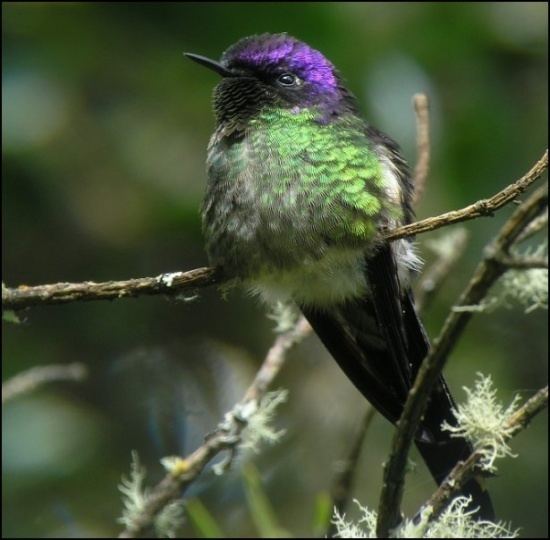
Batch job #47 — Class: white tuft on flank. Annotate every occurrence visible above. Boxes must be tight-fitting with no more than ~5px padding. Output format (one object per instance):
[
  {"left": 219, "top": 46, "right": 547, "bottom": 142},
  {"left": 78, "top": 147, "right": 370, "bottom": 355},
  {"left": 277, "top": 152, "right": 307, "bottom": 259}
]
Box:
[
  {"left": 378, "top": 147, "right": 403, "bottom": 206},
  {"left": 393, "top": 238, "right": 423, "bottom": 286},
  {"left": 377, "top": 145, "right": 423, "bottom": 285}
]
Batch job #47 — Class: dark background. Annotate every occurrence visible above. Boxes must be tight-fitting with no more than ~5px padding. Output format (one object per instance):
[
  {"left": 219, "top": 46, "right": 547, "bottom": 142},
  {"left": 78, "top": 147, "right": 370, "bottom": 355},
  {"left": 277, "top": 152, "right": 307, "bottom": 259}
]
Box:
[{"left": 2, "top": 2, "right": 548, "bottom": 537}]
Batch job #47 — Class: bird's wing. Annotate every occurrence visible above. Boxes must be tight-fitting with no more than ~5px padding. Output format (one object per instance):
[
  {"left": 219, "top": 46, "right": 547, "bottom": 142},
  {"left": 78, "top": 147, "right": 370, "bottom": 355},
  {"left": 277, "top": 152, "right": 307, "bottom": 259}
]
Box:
[
  {"left": 300, "top": 242, "right": 427, "bottom": 426},
  {"left": 301, "top": 298, "right": 406, "bottom": 423},
  {"left": 364, "top": 243, "right": 425, "bottom": 389}
]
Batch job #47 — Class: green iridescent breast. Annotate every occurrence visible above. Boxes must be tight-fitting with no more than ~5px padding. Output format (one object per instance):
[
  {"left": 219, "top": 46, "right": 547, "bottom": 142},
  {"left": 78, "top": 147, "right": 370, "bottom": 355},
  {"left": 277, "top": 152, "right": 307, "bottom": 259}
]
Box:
[
  {"left": 249, "top": 108, "right": 398, "bottom": 234},
  {"left": 203, "top": 107, "right": 402, "bottom": 277}
]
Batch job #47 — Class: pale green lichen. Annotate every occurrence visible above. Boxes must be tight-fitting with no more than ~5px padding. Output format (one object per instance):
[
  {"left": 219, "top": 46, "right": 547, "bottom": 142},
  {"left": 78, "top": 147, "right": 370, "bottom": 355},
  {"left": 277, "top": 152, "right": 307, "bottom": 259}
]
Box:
[
  {"left": 499, "top": 267, "right": 548, "bottom": 313},
  {"left": 332, "top": 500, "right": 378, "bottom": 538},
  {"left": 406, "top": 496, "right": 518, "bottom": 538},
  {"left": 498, "top": 242, "right": 547, "bottom": 313},
  {"left": 118, "top": 451, "right": 185, "bottom": 537},
  {"left": 267, "top": 301, "right": 300, "bottom": 333},
  {"left": 442, "top": 373, "right": 521, "bottom": 472},
  {"left": 154, "top": 500, "right": 186, "bottom": 539},
  {"left": 332, "top": 496, "right": 518, "bottom": 538},
  {"left": 212, "top": 389, "right": 289, "bottom": 476},
  {"left": 118, "top": 451, "right": 148, "bottom": 531},
  {"left": 454, "top": 243, "right": 547, "bottom": 314},
  {"left": 239, "top": 389, "right": 288, "bottom": 453}
]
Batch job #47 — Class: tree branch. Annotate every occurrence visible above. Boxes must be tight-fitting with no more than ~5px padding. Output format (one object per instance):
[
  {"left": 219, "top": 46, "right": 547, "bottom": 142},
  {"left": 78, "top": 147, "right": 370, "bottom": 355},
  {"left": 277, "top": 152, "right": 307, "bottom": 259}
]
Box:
[
  {"left": 493, "top": 253, "right": 548, "bottom": 270},
  {"left": 3, "top": 149, "right": 546, "bottom": 312},
  {"left": 2, "top": 267, "right": 220, "bottom": 311},
  {"left": 376, "top": 184, "right": 549, "bottom": 537},
  {"left": 516, "top": 209, "right": 547, "bottom": 243},
  {"left": 118, "top": 316, "right": 311, "bottom": 538},
  {"left": 412, "top": 93, "right": 431, "bottom": 206},
  {"left": 419, "top": 385, "right": 548, "bottom": 523},
  {"left": 2, "top": 363, "right": 88, "bottom": 404}
]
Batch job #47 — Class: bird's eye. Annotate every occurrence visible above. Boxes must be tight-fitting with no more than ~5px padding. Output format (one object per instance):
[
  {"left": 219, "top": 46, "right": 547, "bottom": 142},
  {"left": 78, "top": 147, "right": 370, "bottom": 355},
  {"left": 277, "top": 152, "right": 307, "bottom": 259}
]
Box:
[{"left": 277, "top": 73, "right": 298, "bottom": 87}]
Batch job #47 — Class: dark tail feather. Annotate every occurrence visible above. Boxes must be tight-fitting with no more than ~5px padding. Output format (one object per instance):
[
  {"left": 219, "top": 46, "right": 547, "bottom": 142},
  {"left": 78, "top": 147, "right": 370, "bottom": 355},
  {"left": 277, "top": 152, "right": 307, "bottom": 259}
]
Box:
[
  {"left": 302, "top": 300, "right": 406, "bottom": 426},
  {"left": 301, "top": 297, "right": 495, "bottom": 521},
  {"left": 416, "top": 377, "right": 495, "bottom": 521}
]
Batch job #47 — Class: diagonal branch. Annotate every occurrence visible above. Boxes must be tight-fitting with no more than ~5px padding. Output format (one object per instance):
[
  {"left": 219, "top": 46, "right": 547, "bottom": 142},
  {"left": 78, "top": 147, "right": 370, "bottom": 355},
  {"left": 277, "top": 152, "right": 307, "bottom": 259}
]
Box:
[
  {"left": 3, "top": 150, "right": 546, "bottom": 312},
  {"left": 376, "top": 184, "right": 548, "bottom": 537},
  {"left": 118, "top": 316, "right": 311, "bottom": 538}
]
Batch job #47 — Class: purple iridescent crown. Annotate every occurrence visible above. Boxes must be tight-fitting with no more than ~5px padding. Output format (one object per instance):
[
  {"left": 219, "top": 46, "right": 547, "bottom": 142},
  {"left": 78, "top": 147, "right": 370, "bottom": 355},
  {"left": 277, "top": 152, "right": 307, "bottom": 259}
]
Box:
[{"left": 221, "top": 33, "right": 339, "bottom": 94}]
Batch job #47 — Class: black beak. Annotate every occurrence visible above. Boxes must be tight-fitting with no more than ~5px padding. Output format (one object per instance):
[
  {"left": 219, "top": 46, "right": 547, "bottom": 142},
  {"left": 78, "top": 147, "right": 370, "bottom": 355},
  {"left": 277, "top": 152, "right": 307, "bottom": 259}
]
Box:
[{"left": 183, "top": 52, "right": 234, "bottom": 77}]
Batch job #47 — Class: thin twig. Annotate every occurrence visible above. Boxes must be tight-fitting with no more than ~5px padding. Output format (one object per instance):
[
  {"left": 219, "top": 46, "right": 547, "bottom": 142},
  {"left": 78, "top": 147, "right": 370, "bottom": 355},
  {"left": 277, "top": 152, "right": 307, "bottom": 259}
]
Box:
[
  {"left": 418, "top": 386, "right": 548, "bottom": 523},
  {"left": 376, "top": 185, "right": 548, "bottom": 537},
  {"left": 2, "top": 363, "right": 88, "bottom": 404},
  {"left": 515, "top": 209, "right": 548, "bottom": 243},
  {"left": 118, "top": 316, "right": 311, "bottom": 538},
  {"left": 326, "top": 406, "right": 377, "bottom": 538},
  {"left": 494, "top": 253, "right": 548, "bottom": 270},
  {"left": 412, "top": 93, "right": 431, "bottom": 206},
  {"left": 415, "top": 228, "right": 469, "bottom": 313},
  {"left": 3, "top": 149, "right": 546, "bottom": 312},
  {"left": 243, "top": 319, "right": 312, "bottom": 402}
]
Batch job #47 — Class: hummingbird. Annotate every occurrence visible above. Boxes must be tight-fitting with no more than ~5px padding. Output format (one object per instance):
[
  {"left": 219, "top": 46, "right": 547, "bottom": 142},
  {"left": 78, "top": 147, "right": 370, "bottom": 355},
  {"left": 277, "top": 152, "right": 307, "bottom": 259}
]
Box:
[{"left": 185, "top": 33, "right": 494, "bottom": 520}]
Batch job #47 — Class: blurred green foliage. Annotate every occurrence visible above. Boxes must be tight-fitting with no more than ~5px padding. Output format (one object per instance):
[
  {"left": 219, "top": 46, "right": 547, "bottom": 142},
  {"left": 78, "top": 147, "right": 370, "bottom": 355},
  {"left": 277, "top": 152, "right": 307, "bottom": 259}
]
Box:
[{"left": 2, "top": 3, "right": 547, "bottom": 538}]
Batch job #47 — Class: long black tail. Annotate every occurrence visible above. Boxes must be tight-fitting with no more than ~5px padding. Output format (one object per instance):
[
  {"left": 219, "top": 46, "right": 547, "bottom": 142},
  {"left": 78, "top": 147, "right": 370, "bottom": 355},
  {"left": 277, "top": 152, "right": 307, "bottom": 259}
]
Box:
[
  {"left": 300, "top": 245, "right": 494, "bottom": 520},
  {"left": 415, "top": 376, "right": 494, "bottom": 520}
]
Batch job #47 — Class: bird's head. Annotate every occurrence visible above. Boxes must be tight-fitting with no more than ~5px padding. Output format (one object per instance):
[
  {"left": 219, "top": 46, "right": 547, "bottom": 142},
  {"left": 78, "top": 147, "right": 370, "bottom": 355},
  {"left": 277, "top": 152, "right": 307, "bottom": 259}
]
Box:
[{"left": 185, "top": 33, "right": 357, "bottom": 127}]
